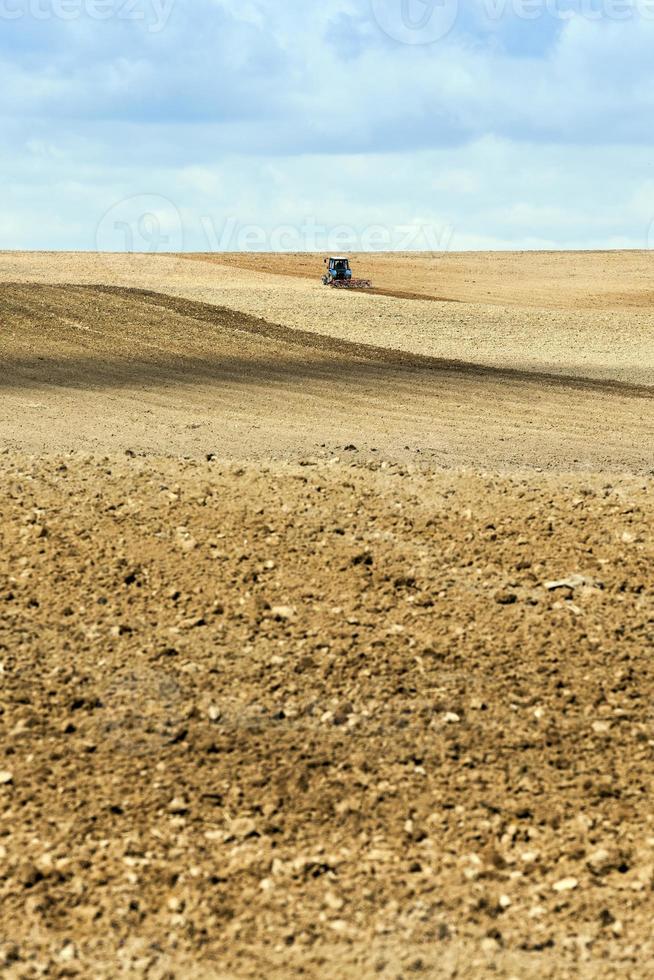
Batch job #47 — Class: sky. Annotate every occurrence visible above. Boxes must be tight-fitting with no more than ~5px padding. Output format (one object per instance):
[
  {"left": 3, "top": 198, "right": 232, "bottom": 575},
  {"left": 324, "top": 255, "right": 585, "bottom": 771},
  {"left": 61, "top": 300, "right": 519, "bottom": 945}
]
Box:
[{"left": 3, "top": 0, "right": 654, "bottom": 251}]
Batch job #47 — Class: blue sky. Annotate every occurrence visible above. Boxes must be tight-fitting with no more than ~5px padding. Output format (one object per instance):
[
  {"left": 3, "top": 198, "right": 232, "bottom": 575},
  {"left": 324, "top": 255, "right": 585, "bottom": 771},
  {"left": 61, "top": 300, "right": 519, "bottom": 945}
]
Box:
[{"left": 3, "top": 0, "right": 654, "bottom": 250}]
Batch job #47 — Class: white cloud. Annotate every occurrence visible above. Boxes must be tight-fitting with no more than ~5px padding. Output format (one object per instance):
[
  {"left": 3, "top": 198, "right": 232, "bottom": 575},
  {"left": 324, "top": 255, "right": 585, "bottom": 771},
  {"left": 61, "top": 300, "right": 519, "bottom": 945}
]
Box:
[{"left": 2, "top": 0, "right": 654, "bottom": 247}]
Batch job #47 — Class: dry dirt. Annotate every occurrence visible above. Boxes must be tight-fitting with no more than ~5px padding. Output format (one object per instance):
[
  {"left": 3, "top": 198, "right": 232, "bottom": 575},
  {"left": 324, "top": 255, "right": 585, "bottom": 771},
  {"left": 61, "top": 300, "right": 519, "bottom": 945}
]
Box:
[
  {"left": 204, "top": 250, "right": 654, "bottom": 311},
  {"left": 0, "top": 251, "right": 653, "bottom": 978},
  {"left": 3, "top": 250, "right": 654, "bottom": 386},
  {"left": 1, "top": 281, "right": 652, "bottom": 471}
]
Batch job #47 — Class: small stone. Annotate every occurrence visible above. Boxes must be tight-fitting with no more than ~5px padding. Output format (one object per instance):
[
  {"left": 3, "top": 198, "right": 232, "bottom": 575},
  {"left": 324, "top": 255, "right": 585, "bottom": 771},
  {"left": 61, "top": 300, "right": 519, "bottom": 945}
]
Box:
[
  {"left": 168, "top": 797, "right": 189, "bottom": 815},
  {"left": 224, "top": 817, "right": 258, "bottom": 842},
  {"left": 587, "top": 848, "right": 621, "bottom": 877},
  {"left": 208, "top": 706, "right": 221, "bottom": 722},
  {"left": 324, "top": 891, "right": 344, "bottom": 911},
  {"left": 110, "top": 624, "right": 132, "bottom": 638},
  {"left": 270, "top": 605, "right": 295, "bottom": 621},
  {"left": 0, "top": 771, "right": 13, "bottom": 785},
  {"left": 175, "top": 528, "right": 198, "bottom": 553},
  {"left": 178, "top": 616, "right": 206, "bottom": 630},
  {"left": 495, "top": 590, "right": 517, "bottom": 605},
  {"left": 58, "top": 943, "right": 77, "bottom": 963},
  {"left": 545, "top": 575, "right": 589, "bottom": 591},
  {"left": 443, "top": 712, "right": 460, "bottom": 724},
  {"left": 553, "top": 877, "right": 578, "bottom": 893}
]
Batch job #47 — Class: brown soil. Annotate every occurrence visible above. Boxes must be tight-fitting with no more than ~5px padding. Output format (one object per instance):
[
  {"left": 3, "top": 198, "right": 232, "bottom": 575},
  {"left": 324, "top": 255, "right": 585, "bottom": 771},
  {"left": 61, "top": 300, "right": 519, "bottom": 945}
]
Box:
[
  {"left": 193, "top": 250, "right": 654, "bottom": 311},
  {"left": 2, "top": 457, "right": 653, "bottom": 979},
  {"left": 0, "top": 282, "right": 652, "bottom": 472},
  {"left": 3, "top": 251, "right": 654, "bottom": 386},
  {"left": 0, "top": 253, "right": 653, "bottom": 978}
]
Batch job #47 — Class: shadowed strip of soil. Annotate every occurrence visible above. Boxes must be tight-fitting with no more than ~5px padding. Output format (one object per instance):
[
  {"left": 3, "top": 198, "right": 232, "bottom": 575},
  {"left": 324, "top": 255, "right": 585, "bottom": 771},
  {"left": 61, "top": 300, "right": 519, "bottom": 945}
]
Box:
[{"left": 55, "top": 284, "right": 654, "bottom": 400}]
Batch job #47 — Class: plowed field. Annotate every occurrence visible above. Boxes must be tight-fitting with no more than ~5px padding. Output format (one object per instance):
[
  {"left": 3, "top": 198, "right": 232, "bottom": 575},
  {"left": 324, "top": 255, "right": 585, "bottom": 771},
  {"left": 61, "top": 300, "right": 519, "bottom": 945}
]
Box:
[{"left": 0, "top": 251, "right": 652, "bottom": 978}]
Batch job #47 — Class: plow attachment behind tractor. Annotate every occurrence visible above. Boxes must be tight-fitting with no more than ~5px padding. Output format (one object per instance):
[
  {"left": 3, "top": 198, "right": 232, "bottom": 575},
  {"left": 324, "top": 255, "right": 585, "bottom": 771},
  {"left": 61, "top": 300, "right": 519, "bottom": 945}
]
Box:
[{"left": 329, "top": 278, "right": 373, "bottom": 289}]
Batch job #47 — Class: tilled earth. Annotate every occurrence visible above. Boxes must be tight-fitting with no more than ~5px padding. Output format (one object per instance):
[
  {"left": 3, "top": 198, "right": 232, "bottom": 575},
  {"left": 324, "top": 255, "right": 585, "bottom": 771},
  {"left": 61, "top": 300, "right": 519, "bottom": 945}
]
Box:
[
  {"left": 210, "top": 250, "right": 654, "bottom": 311},
  {"left": 1, "top": 282, "right": 652, "bottom": 471},
  {"left": 0, "top": 251, "right": 653, "bottom": 978},
  {"left": 3, "top": 251, "right": 654, "bottom": 386},
  {"left": 0, "top": 456, "right": 653, "bottom": 978}
]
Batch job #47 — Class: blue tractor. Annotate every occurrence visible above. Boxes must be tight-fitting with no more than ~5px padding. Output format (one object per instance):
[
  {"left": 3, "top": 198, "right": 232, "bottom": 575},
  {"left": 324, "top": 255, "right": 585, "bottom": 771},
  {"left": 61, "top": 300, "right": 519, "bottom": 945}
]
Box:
[{"left": 322, "top": 256, "right": 372, "bottom": 289}]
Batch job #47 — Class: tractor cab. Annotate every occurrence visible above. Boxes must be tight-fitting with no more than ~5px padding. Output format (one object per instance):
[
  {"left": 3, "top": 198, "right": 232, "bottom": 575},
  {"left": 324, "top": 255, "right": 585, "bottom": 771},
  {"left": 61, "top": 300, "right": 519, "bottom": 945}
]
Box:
[{"left": 325, "top": 256, "right": 352, "bottom": 282}]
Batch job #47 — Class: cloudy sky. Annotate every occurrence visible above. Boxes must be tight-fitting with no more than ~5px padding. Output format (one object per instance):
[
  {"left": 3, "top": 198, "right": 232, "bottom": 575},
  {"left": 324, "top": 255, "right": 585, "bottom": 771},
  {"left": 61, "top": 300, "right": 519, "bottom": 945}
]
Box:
[{"left": 3, "top": 0, "right": 654, "bottom": 251}]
